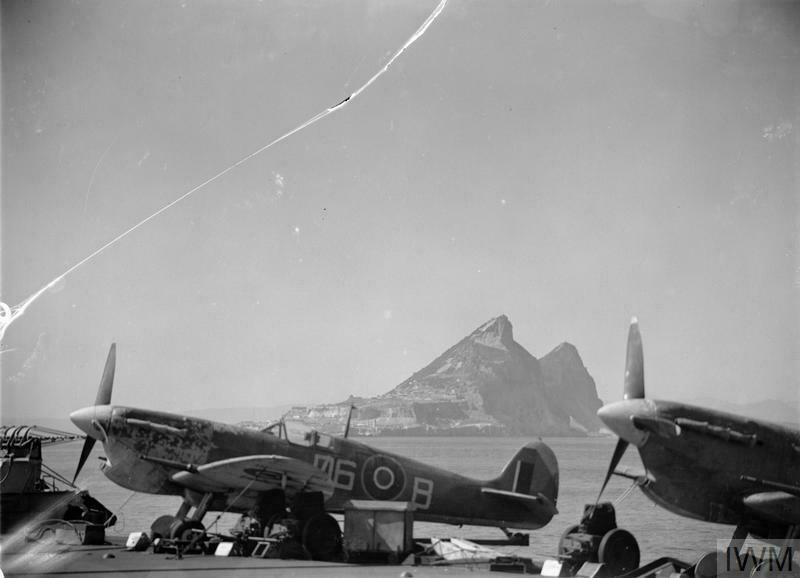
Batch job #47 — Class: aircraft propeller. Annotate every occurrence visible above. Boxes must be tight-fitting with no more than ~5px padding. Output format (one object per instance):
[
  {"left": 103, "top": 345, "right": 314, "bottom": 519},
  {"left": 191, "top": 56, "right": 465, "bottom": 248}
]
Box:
[
  {"left": 622, "top": 317, "right": 644, "bottom": 401},
  {"left": 596, "top": 319, "right": 644, "bottom": 502},
  {"left": 73, "top": 343, "right": 116, "bottom": 483}
]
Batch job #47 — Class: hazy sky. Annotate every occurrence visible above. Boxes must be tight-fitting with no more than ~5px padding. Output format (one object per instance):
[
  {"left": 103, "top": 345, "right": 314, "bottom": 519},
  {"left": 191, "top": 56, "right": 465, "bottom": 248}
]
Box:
[{"left": 2, "top": 0, "right": 798, "bottom": 422}]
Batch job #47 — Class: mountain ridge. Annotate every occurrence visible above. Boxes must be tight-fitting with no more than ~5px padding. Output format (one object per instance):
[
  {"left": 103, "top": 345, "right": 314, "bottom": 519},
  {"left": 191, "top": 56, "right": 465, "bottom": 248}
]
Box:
[{"left": 285, "top": 315, "right": 605, "bottom": 436}]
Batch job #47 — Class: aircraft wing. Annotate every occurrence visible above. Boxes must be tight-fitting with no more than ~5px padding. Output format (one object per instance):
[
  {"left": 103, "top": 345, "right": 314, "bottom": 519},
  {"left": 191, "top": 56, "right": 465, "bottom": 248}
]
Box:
[
  {"left": 743, "top": 491, "right": 800, "bottom": 525},
  {"left": 481, "top": 488, "right": 558, "bottom": 516},
  {"left": 170, "top": 455, "right": 334, "bottom": 498}
]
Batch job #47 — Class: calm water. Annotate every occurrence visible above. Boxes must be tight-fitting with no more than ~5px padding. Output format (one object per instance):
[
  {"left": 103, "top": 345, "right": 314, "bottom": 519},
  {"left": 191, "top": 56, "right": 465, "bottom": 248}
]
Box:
[{"left": 39, "top": 436, "right": 733, "bottom": 563}]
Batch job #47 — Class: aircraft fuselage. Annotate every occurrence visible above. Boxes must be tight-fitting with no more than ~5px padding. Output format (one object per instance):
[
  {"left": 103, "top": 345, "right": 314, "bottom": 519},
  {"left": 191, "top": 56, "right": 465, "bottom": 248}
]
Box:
[
  {"left": 601, "top": 398, "right": 800, "bottom": 538},
  {"left": 76, "top": 404, "right": 558, "bottom": 530}
]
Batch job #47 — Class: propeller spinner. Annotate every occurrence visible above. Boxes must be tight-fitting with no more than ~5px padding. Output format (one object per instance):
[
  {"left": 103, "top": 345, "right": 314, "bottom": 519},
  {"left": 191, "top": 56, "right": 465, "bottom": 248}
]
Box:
[{"left": 71, "top": 343, "right": 116, "bottom": 483}]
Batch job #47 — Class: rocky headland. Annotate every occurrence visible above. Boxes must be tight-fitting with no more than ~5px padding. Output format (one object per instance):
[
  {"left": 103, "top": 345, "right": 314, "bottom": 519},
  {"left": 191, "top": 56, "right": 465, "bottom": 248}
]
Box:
[{"left": 278, "top": 315, "right": 604, "bottom": 436}]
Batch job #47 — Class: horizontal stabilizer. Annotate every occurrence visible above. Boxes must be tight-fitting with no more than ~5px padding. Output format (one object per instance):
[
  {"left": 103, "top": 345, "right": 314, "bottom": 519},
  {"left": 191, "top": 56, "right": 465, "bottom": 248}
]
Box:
[
  {"left": 481, "top": 487, "right": 558, "bottom": 515},
  {"left": 171, "top": 454, "right": 334, "bottom": 498}
]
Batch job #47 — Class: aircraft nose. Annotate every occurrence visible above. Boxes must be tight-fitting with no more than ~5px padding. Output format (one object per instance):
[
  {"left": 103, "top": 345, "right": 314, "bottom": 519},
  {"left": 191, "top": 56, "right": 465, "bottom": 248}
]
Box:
[
  {"left": 70, "top": 405, "right": 112, "bottom": 441},
  {"left": 597, "top": 399, "right": 653, "bottom": 447}
]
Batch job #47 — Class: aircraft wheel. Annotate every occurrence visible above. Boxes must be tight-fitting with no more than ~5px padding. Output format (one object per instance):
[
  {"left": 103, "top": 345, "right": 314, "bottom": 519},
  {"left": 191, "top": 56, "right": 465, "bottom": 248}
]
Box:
[
  {"left": 302, "top": 513, "right": 342, "bottom": 561},
  {"left": 150, "top": 515, "right": 176, "bottom": 541},
  {"left": 692, "top": 551, "right": 718, "bottom": 578},
  {"left": 169, "top": 519, "right": 206, "bottom": 545},
  {"left": 557, "top": 524, "right": 581, "bottom": 555},
  {"left": 598, "top": 528, "right": 640, "bottom": 575}
]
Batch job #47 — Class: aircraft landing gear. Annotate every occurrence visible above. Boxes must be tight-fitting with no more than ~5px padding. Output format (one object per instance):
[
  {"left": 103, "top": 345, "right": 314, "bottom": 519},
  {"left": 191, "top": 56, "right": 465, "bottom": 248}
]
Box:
[
  {"left": 302, "top": 512, "right": 342, "bottom": 561},
  {"left": 558, "top": 502, "right": 640, "bottom": 576},
  {"left": 168, "top": 519, "right": 205, "bottom": 543},
  {"left": 691, "top": 524, "right": 800, "bottom": 578},
  {"left": 148, "top": 490, "right": 342, "bottom": 560},
  {"left": 261, "top": 492, "right": 342, "bottom": 561},
  {"left": 150, "top": 491, "right": 213, "bottom": 553}
]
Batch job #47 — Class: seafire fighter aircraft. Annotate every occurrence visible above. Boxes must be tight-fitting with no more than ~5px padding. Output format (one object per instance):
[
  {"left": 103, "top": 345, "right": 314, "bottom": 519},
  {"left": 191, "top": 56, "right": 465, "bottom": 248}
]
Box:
[
  {"left": 597, "top": 318, "right": 800, "bottom": 547},
  {"left": 71, "top": 344, "right": 559, "bottom": 559}
]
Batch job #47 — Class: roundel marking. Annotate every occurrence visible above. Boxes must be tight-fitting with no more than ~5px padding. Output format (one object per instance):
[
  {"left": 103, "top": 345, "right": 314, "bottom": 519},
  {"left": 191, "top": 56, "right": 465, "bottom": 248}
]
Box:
[
  {"left": 361, "top": 454, "right": 406, "bottom": 500},
  {"left": 373, "top": 466, "right": 395, "bottom": 490}
]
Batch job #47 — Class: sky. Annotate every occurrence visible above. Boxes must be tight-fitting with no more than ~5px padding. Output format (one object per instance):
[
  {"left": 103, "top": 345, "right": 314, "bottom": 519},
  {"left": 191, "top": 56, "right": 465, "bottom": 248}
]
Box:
[{"left": 2, "top": 0, "right": 798, "bottom": 422}]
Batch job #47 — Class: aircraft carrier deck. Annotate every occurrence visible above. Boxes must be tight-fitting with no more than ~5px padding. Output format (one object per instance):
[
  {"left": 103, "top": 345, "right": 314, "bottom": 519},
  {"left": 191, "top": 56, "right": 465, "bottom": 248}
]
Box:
[
  {"left": 1, "top": 533, "right": 710, "bottom": 578},
  {"left": 1, "top": 534, "right": 540, "bottom": 578}
]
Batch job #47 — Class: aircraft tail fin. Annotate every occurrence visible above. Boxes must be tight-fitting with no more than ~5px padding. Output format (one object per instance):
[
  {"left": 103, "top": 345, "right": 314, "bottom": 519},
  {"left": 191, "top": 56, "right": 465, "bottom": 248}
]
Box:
[{"left": 493, "top": 440, "right": 559, "bottom": 509}]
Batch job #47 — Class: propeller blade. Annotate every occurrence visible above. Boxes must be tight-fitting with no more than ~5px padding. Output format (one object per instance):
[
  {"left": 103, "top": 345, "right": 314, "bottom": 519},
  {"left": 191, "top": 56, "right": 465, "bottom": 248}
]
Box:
[
  {"left": 95, "top": 343, "right": 116, "bottom": 405},
  {"left": 596, "top": 438, "right": 629, "bottom": 503},
  {"left": 73, "top": 436, "right": 96, "bottom": 483},
  {"left": 73, "top": 343, "right": 116, "bottom": 483},
  {"left": 623, "top": 318, "right": 644, "bottom": 400}
]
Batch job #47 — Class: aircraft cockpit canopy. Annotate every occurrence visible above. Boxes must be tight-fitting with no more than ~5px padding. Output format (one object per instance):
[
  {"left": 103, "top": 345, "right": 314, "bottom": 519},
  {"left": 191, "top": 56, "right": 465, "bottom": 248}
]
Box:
[{"left": 259, "top": 420, "right": 333, "bottom": 449}]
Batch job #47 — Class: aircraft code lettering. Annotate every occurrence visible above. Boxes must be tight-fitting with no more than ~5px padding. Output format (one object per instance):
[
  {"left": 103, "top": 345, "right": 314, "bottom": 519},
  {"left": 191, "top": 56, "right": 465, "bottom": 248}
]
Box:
[
  {"left": 411, "top": 477, "right": 434, "bottom": 510},
  {"left": 313, "top": 454, "right": 356, "bottom": 491},
  {"left": 334, "top": 459, "right": 357, "bottom": 491}
]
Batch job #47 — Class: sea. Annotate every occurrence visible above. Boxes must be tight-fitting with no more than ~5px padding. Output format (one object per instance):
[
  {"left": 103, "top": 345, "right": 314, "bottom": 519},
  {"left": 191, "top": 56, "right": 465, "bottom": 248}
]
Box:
[{"left": 40, "top": 436, "right": 735, "bottom": 564}]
